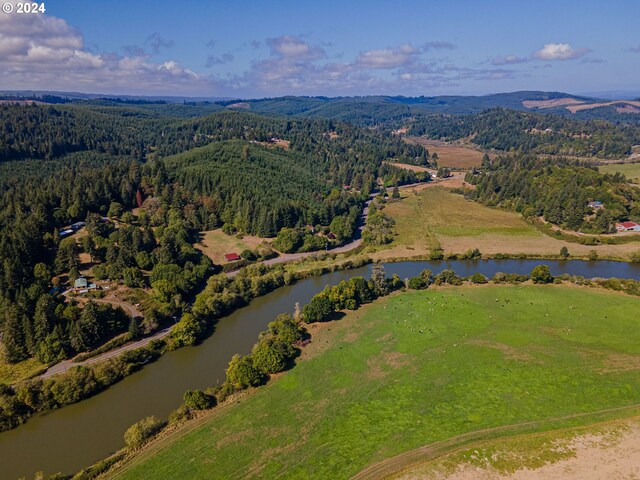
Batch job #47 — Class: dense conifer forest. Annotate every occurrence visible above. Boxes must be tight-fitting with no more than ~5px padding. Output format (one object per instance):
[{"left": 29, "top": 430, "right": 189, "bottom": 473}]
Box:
[
  {"left": 0, "top": 103, "right": 424, "bottom": 381},
  {"left": 409, "top": 108, "right": 640, "bottom": 158}
]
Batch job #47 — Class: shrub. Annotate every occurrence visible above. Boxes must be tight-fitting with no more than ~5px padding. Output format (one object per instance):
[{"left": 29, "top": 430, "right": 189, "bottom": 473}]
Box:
[
  {"left": 531, "top": 265, "right": 553, "bottom": 284},
  {"left": 302, "top": 294, "right": 334, "bottom": 323},
  {"left": 470, "top": 272, "right": 488, "bottom": 284},
  {"left": 429, "top": 250, "right": 444, "bottom": 260},
  {"left": 462, "top": 248, "right": 482, "bottom": 260},
  {"left": 434, "top": 269, "right": 462, "bottom": 286},
  {"left": 183, "top": 389, "right": 215, "bottom": 410},
  {"left": 407, "top": 276, "right": 429, "bottom": 290},
  {"left": 225, "top": 354, "right": 264, "bottom": 389},
  {"left": 240, "top": 249, "right": 257, "bottom": 261},
  {"left": 124, "top": 415, "right": 164, "bottom": 448},
  {"left": 251, "top": 338, "right": 290, "bottom": 374}
]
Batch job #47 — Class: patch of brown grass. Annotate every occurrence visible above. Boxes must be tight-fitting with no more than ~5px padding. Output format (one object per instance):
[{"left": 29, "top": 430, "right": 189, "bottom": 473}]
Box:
[
  {"left": 195, "top": 229, "right": 270, "bottom": 264},
  {"left": 404, "top": 137, "right": 486, "bottom": 168}
]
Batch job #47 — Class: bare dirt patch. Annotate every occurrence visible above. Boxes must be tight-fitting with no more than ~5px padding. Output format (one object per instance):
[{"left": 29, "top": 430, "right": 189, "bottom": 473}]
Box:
[
  {"left": 466, "top": 340, "right": 535, "bottom": 363},
  {"left": 385, "top": 161, "right": 435, "bottom": 173},
  {"left": 566, "top": 101, "right": 640, "bottom": 113},
  {"left": 411, "top": 423, "right": 640, "bottom": 480},
  {"left": 226, "top": 102, "right": 250, "bottom": 109},
  {"left": 601, "top": 353, "right": 640, "bottom": 374},
  {"left": 522, "top": 98, "right": 585, "bottom": 109}
]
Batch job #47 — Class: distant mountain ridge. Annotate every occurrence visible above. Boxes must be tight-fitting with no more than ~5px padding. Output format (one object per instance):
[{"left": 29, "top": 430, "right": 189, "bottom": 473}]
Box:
[{"left": 2, "top": 89, "right": 639, "bottom": 126}]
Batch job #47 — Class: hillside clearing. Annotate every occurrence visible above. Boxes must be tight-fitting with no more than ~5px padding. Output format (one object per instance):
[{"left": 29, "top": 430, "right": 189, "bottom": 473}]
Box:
[
  {"left": 109, "top": 285, "right": 640, "bottom": 480},
  {"left": 599, "top": 163, "right": 640, "bottom": 182},
  {"left": 404, "top": 138, "right": 486, "bottom": 168},
  {"left": 195, "top": 229, "right": 270, "bottom": 264}
]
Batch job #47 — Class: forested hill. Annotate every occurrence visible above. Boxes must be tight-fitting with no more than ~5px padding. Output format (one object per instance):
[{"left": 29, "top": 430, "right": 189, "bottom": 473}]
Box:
[
  {"left": 465, "top": 155, "right": 640, "bottom": 233},
  {"left": 0, "top": 104, "right": 422, "bottom": 163},
  {"left": 219, "top": 91, "right": 591, "bottom": 119},
  {"left": 0, "top": 104, "right": 424, "bottom": 291},
  {"left": 409, "top": 108, "right": 640, "bottom": 158}
]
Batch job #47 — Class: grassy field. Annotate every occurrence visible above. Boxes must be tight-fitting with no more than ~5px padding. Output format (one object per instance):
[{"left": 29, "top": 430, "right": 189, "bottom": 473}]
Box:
[
  {"left": 599, "top": 163, "right": 640, "bottom": 182},
  {"left": 372, "top": 184, "right": 640, "bottom": 261},
  {"left": 0, "top": 357, "right": 46, "bottom": 385},
  {"left": 195, "top": 229, "right": 270, "bottom": 264},
  {"left": 111, "top": 285, "right": 640, "bottom": 480},
  {"left": 404, "top": 137, "right": 485, "bottom": 168}
]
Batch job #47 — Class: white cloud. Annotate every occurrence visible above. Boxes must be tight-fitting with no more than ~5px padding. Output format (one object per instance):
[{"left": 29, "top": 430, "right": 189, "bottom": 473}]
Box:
[
  {"left": 265, "top": 35, "right": 326, "bottom": 60},
  {"left": 533, "top": 43, "right": 591, "bottom": 61},
  {"left": 355, "top": 43, "right": 419, "bottom": 69},
  {"left": 491, "top": 54, "right": 529, "bottom": 66},
  {"left": 0, "top": 4, "right": 517, "bottom": 98},
  {"left": 0, "top": 3, "right": 214, "bottom": 94}
]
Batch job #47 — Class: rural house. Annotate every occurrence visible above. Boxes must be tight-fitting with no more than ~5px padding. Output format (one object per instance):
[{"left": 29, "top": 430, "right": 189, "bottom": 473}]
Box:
[{"left": 615, "top": 221, "right": 640, "bottom": 232}]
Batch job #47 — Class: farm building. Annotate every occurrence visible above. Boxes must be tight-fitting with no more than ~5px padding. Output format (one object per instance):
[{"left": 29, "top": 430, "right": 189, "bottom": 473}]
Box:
[
  {"left": 59, "top": 229, "right": 74, "bottom": 237},
  {"left": 615, "top": 221, "right": 640, "bottom": 232},
  {"left": 224, "top": 253, "right": 241, "bottom": 262},
  {"left": 71, "top": 221, "right": 86, "bottom": 231}
]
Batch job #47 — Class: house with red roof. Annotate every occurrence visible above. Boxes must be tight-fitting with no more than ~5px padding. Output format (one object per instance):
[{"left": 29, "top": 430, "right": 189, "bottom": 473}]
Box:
[{"left": 616, "top": 221, "right": 640, "bottom": 232}]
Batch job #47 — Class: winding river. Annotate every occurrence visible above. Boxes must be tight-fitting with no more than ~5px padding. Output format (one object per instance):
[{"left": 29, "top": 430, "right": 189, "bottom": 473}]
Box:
[{"left": 2, "top": 259, "right": 640, "bottom": 479}]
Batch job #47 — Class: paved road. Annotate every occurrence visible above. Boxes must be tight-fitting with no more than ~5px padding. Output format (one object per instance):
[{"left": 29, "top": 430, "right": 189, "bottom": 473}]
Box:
[
  {"left": 39, "top": 178, "right": 454, "bottom": 378},
  {"left": 39, "top": 326, "right": 173, "bottom": 379},
  {"left": 39, "top": 296, "right": 154, "bottom": 379}
]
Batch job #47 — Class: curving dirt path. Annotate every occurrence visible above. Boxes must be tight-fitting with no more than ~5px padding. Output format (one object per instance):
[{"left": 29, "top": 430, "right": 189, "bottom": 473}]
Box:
[{"left": 350, "top": 404, "right": 640, "bottom": 480}]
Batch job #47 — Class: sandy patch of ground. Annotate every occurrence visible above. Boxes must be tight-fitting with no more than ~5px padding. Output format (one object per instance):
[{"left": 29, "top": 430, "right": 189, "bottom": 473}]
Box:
[{"left": 415, "top": 424, "right": 640, "bottom": 480}]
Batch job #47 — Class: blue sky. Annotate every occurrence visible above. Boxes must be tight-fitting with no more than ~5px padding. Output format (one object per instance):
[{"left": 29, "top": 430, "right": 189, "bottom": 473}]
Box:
[{"left": 1, "top": 0, "right": 639, "bottom": 97}]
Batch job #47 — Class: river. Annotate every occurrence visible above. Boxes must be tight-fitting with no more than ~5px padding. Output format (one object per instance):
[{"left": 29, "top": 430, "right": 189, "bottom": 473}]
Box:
[{"left": 2, "top": 259, "right": 640, "bottom": 479}]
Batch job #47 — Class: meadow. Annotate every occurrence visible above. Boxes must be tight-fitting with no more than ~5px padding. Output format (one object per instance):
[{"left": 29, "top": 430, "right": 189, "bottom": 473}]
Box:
[
  {"left": 403, "top": 137, "right": 485, "bottom": 168},
  {"left": 599, "top": 163, "right": 640, "bottom": 182},
  {"left": 374, "top": 185, "right": 640, "bottom": 261},
  {"left": 110, "top": 285, "right": 640, "bottom": 479},
  {"left": 195, "top": 229, "right": 270, "bottom": 264}
]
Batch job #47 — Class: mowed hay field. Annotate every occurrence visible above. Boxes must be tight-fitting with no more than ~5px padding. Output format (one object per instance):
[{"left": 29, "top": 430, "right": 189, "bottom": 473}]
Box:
[
  {"left": 110, "top": 285, "right": 640, "bottom": 480},
  {"left": 599, "top": 163, "right": 640, "bottom": 182},
  {"left": 195, "top": 229, "right": 269, "bottom": 264},
  {"left": 404, "top": 137, "right": 485, "bottom": 168},
  {"left": 374, "top": 185, "right": 640, "bottom": 261}
]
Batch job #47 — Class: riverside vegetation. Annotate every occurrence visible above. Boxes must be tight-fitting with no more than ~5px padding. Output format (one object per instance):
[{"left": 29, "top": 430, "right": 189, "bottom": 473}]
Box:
[{"left": 82, "top": 263, "right": 640, "bottom": 480}]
